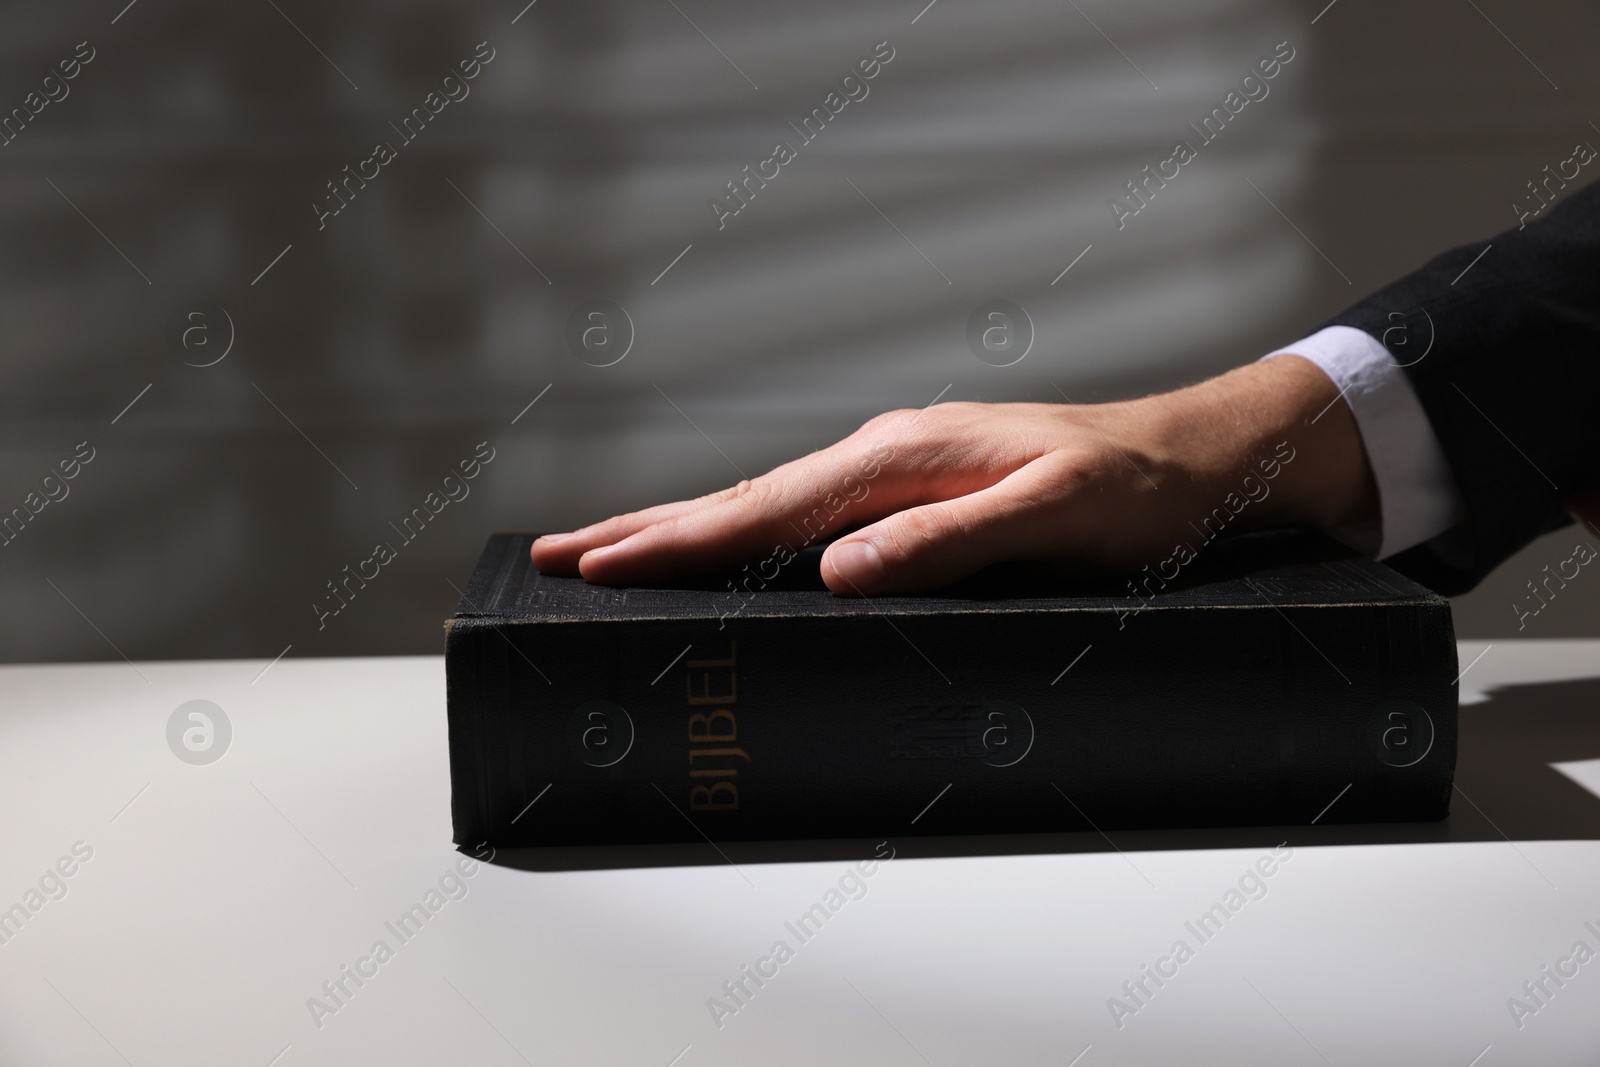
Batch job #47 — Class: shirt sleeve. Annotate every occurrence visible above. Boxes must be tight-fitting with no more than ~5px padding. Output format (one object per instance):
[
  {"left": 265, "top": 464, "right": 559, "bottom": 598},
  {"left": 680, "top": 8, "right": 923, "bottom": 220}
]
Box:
[{"left": 1258, "top": 325, "right": 1466, "bottom": 561}]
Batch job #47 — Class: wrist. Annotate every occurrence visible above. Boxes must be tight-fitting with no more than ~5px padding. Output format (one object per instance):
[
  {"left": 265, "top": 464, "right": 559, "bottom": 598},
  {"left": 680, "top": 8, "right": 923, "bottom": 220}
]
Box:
[{"left": 1144, "top": 356, "right": 1379, "bottom": 541}]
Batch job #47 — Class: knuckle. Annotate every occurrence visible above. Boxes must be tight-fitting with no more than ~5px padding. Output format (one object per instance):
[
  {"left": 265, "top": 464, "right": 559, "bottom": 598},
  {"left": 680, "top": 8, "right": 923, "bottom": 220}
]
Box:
[
  {"left": 705, "top": 480, "right": 758, "bottom": 505},
  {"left": 860, "top": 407, "right": 918, "bottom": 434},
  {"left": 602, "top": 511, "right": 647, "bottom": 533},
  {"left": 894, "top": 502, "right": 965, "bottom": 553},
  {"left": 729, "top": 478, "right": 781, "bottom": 511}
]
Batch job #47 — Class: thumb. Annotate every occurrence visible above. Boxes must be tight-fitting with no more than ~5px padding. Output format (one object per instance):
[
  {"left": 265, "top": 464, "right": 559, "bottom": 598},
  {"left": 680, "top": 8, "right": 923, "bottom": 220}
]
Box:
[{"left": 820, "top": 463, "right": 1056, "bottom": 595}]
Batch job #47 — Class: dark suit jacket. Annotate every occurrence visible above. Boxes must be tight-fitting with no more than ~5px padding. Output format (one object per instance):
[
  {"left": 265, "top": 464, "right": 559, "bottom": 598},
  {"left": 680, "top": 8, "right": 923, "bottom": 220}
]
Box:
[{"left": 1322, "top": 178, "right": 1600, "bottom": 595}]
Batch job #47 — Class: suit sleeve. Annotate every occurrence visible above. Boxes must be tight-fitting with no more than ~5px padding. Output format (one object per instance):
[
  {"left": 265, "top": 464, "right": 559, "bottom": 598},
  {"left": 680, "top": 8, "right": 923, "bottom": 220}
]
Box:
[{"left": 1319, "top": 176, "right": 1600, "bottom": 595}]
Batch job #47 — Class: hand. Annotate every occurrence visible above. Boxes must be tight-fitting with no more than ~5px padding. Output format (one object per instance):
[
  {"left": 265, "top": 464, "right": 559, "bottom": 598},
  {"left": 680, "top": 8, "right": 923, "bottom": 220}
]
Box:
[{"left": 530, "top": 356, "right": 1379, "bottom": 596}]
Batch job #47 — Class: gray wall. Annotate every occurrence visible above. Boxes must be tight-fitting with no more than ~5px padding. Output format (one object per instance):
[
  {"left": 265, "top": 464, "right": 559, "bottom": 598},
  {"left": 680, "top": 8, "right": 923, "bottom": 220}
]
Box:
[{"left": 3, "top": 0, "right": 1597, "bottom": 664}]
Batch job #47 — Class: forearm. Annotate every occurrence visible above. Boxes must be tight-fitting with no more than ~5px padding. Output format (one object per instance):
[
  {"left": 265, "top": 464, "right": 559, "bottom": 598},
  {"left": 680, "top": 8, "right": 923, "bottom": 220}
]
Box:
[{"left": 1317, "top": 180, "right": 1600, "bottom": 592}]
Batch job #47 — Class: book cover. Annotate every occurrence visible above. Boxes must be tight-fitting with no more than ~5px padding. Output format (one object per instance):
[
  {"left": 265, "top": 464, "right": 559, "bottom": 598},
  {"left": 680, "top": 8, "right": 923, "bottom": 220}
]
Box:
[{"left": 446, "top": 532, "right": 1457, "bottom": 846}]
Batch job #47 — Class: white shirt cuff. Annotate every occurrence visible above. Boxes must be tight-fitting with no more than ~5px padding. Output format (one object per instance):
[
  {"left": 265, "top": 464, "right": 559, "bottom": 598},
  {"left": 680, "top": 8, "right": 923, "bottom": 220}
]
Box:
[{"left": 1260, "top": 325, "right": 1465, "bottom": 560}]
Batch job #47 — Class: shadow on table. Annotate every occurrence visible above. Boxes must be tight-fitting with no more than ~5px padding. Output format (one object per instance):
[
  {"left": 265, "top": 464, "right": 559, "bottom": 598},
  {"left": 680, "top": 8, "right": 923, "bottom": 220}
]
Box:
[{"left": 475, "top": 675, "right": 1600, "bottom": 872}]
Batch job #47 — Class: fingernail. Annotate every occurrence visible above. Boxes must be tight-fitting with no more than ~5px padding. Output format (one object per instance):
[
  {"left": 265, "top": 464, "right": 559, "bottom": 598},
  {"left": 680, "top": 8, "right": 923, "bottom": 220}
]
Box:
[
  {"left": 535, "top": 533, "right": 571, "bottom": 544},
  {"left": 829, "top": 540, "right": 885, "bottom": 591}
]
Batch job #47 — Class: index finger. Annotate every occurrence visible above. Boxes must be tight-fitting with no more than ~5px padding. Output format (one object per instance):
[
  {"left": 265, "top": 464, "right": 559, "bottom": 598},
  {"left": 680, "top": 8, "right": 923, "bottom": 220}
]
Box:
[
  {"left": 572, "top": 437, "right": 906, "bottom": 586},
  {"left": 530, "top": 488, "right": 749, "bottom": 575}
]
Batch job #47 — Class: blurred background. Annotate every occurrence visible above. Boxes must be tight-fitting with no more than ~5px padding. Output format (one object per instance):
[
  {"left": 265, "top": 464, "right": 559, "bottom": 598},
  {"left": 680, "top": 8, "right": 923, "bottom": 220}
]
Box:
[{"left": 3, "top": 0, "right": 1597, "bottom": 664}]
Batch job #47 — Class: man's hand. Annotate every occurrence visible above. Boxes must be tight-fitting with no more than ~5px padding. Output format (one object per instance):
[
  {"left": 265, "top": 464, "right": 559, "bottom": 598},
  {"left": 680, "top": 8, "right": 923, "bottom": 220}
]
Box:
[{"left": 530, "top": 356, "right": 1379, "bottom": 595}]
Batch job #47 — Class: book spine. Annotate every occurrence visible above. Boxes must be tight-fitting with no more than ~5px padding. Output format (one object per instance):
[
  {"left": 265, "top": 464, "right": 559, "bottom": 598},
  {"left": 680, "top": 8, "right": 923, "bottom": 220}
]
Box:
[{"left": 447, "top": 601, "right": 1457, "bottom": 846}]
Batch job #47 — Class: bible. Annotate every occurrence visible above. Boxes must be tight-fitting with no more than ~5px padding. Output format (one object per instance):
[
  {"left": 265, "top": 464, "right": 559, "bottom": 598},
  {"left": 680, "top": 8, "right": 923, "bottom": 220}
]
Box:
[{"left": 445, "top": 532, "right": 1457, "bottom": 846}]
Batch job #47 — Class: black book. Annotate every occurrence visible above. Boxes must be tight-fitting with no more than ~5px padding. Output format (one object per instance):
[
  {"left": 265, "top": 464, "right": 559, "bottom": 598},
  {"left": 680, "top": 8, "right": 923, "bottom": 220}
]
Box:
[{"left": 446, "top": 532, "right": 1457, "bottom": 847}]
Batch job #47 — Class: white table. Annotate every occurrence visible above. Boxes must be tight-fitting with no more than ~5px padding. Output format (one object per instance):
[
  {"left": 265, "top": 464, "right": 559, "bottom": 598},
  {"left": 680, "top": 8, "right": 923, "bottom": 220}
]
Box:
[{"left": 2, "top": 640, "right": 1599, "bottom": 1066}]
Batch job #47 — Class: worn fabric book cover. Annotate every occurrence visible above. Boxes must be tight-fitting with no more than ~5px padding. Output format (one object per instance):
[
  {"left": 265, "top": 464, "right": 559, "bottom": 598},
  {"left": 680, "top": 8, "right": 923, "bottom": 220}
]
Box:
[{"left": 445, "top": 532, "right": 1457, "bottom": 846}]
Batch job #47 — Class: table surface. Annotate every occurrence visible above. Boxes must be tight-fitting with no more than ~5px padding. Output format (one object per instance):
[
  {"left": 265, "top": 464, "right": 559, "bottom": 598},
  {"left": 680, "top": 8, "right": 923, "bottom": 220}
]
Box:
[{"left": 3, "top": 640, "right": 1599, "bottom": 1066}]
